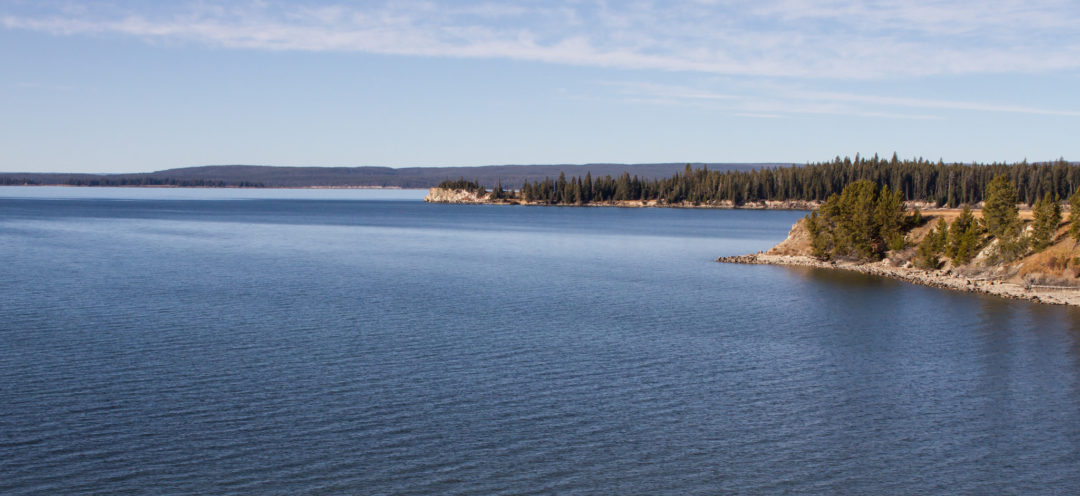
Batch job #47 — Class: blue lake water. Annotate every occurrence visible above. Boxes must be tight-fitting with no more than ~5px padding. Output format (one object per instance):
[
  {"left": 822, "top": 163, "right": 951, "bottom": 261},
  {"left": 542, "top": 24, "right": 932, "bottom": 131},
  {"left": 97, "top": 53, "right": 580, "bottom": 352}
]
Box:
[{"left": 2, "top": 187, "right": 1080, "bottom": 494}]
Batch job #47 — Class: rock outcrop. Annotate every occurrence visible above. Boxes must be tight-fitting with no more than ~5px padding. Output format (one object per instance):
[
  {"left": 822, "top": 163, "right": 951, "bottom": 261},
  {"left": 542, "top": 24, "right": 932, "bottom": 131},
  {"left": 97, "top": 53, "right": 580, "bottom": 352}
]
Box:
[{"left": 424, "top": 188, "right": 491, "bottom": 204}]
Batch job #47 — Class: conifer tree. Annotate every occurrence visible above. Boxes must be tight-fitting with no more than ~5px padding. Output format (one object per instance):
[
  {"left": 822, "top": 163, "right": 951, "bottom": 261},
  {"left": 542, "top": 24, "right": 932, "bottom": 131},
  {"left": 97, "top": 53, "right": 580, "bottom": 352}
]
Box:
[
  {"left": 947, "top": 206, "right": 981, "bottom": 265},
  {"left": 875, "top": 184, "right": 906, "bottom": 251},
  {"left": 1070, "top": 187, "right": 1080, "bottom": 242},
  {"left": 932, "top": 217, "right": 949, "bottom": 253},
  {"left": 1031, "top": 192, "right": 1061, "bottom": 251},
  {"left": 583, "top": 172, "right": 593, "bottom": 203},
  {"left": 915, "top": 230, "right": 941, "bottom": 269},
  {"left": 983, "top": 175, "right": 1020, "bottom": 239},
  {"left": 983, "top": 175, "right": 1027, "bottom": 262},
  {"left": 807, "top": 210, "right": 832, "bottom": 259}
]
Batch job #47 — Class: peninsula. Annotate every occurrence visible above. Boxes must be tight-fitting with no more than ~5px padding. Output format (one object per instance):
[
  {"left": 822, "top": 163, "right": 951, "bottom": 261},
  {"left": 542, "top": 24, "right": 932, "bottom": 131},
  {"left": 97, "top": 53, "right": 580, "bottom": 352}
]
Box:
[{"left": 720, "top": 178, "right": 1080, "bottom": 306}]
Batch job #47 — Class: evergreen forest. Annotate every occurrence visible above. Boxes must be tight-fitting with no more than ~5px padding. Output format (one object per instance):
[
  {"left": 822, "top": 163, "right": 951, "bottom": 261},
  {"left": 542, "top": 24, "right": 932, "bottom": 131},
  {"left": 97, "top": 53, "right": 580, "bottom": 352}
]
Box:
[{"left": 439, "top": 154, "right": 1079, "bottom": 207}]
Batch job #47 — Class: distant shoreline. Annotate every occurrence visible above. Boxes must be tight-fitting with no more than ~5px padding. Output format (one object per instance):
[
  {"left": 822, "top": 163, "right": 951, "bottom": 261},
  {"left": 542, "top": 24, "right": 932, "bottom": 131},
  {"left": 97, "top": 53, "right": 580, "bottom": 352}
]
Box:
[{"left": 423, "top": 187, "right": 821, "bottom": 210}]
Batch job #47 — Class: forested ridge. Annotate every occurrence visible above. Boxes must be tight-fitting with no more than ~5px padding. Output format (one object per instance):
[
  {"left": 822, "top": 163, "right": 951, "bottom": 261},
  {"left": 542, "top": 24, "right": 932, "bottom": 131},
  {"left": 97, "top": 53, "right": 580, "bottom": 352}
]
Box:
[
  {"left": 440, "top": 154, "right": 1079, "bottom": 207},
  {"left": 0, "top": 163, "right": 766, "bottom": 189},
  {"left": 0, "top": 175, "right": 263, "bottom": 187}
]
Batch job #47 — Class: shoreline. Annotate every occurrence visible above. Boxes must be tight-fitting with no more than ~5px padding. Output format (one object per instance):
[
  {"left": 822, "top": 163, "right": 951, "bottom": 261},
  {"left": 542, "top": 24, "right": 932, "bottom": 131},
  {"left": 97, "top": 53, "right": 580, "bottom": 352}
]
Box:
[
  {"left": 718, "top": 253, "right": 1080, "bottom": 306},
  {"left": 423, "top": 187, "right": 820, "bottom": 210},
  {"left": 432, "top": 200, "right": 818, "bottom": 210},
  {"left": 433, "top": 200, "right": 818, "bottom": 210}
]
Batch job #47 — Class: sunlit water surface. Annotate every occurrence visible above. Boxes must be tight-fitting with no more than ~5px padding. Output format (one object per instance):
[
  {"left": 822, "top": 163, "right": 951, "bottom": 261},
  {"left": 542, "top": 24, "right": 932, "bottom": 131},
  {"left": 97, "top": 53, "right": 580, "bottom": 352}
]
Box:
[{"left": 2, "top": 187, "right": 1079, "bottom": 494}]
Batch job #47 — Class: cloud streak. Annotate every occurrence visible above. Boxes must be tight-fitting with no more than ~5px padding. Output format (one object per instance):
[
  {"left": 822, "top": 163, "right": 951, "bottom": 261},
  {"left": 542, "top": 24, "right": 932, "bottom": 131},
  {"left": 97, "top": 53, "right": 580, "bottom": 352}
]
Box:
[
  {"left": 603, "top": 80, "right": 1080, "bottom": 119},
  {"left": 3, "top": 0, "right": 1080, "bottom": 79}
]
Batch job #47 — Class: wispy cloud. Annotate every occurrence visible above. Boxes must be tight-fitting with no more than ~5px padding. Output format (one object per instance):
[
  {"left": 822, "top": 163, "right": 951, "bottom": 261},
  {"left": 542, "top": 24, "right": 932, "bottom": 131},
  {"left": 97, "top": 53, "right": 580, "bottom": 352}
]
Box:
[
  {"left": 602, "top": 80, "right": 1078, "bottom": 119},
  {"left": 3, "top": 0, "right": 1080, "bottom": 79},
  {"left": 789, "top": 90, "right": 1080, "bottom": 117}
]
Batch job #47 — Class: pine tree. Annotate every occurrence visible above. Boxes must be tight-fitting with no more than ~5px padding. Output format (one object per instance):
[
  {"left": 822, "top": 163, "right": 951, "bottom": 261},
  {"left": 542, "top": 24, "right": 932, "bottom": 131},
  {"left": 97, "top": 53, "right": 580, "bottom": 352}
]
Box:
[
  {"left": 583, "top": 172, "right": 593, "bottom": 203},
  {"left": 875, "top": 184, "right": 906, "bottom": 251},
  {"left": 1070, "top": 187, "right": 1080, "bottom": 241},
  {"left": 932, "top": 217, "right": 948, "bottom": 253},
  {"left": 947, "top": 206, "right": 981, "bottom": 265},
  {"left": 983, "top": 175, "right": 1020, "bottom": 239},
  {"left": 1031, "top": 192, "right": 1061, "bottom": 251},
  {"left": 556, "top": 172, "right": 568, "bottom": 203},
  {"left": 1052, "top": 197, "right": 1063, "bottom": 241},
  {"left": 839, "top": 181, "right": 879, "bottom": 259},
  {"left": 615, "top": 172, "right": 631, "bottom": 201},
  {"left": 983, "top": 175, "right": 1027, "bottom": 262},
  {"left": 807, "top": 210, "right": 832, "bottom": 259},
  {"left": 522, "top": 180, "right": 534, "bottom": 202},
  {"left": 915, "top": 230, "right": 941, "bottom": 269}
]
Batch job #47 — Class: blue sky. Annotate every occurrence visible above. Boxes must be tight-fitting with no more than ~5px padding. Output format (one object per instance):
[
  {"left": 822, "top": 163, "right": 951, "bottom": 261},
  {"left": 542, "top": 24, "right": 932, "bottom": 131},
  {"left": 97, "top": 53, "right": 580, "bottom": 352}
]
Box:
[{"left": 2, "top": 0, "right": 1079, "bottom": 173}]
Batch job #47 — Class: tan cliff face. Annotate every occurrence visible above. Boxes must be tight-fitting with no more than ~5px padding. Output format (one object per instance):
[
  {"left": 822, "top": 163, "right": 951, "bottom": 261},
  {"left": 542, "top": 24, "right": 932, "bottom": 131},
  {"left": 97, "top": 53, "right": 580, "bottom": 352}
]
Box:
[
  {"left": 424, "top": 188, "right": 490, "bottom": 203},
  {"left": 766, "top": 217, "right": 814, "bottom": 256}
]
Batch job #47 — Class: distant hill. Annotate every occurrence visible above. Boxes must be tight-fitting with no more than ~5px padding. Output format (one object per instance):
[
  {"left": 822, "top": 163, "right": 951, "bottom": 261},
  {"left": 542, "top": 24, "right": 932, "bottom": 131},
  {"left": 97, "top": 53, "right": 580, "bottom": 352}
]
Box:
[{"left": 0, "top": 163, "right": 784, "bottom": 189}]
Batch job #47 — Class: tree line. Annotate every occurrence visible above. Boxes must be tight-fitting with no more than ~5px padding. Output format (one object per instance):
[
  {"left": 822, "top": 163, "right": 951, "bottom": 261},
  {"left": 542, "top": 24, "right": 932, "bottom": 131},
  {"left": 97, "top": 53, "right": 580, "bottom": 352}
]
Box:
[{"left": 439, "top": 154, "right": 1078, "bottom": 207}]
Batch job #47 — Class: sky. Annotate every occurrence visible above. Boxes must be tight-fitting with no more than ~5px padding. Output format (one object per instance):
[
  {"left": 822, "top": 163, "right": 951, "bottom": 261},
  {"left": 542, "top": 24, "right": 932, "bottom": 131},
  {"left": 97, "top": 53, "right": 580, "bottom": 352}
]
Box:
[{"left": 2, "top": 0, "right": 1079, "bottom": 173}]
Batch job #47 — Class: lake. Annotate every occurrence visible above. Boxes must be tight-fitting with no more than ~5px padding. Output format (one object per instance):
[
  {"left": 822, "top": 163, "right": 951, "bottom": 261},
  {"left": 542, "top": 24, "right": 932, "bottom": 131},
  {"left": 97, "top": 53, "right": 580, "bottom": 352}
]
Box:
[{"left": 2, "top": 187, "right": 1079, "bottom": 494}]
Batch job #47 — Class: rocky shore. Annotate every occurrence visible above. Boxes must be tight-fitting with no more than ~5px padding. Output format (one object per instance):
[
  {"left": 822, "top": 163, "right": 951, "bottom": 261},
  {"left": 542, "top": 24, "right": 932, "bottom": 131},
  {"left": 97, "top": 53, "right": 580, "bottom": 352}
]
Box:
[
  {"left": 423, "top": 187, "right": 492, "bottom": 204},
  {"left": 719, "top": 250, "right": 1080, "bottom": 306}
]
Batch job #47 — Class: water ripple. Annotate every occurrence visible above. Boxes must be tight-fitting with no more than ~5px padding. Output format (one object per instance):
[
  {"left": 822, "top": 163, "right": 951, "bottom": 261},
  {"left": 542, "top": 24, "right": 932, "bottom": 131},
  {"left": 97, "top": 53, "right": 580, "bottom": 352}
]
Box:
[{"left": 2, "top": 197, "right": 1080, "bottom": 493}]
